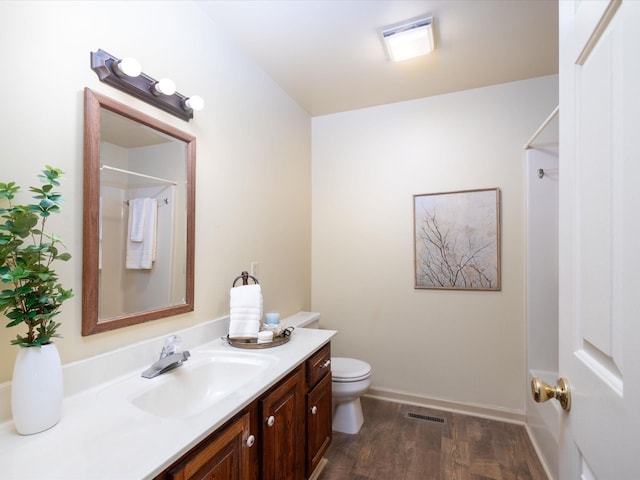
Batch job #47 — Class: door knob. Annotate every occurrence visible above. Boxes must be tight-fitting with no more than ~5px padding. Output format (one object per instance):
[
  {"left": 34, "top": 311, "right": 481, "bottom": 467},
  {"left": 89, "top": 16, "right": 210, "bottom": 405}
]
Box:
[{"left": 531, "top": 377, "right": 571, "bottom": 411}]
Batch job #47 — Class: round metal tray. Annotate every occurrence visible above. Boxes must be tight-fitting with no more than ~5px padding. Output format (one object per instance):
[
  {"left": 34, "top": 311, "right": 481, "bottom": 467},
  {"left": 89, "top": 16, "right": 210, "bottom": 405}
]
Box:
[{"left": 225, "top": 327, "right": 294, "bottom": 349}]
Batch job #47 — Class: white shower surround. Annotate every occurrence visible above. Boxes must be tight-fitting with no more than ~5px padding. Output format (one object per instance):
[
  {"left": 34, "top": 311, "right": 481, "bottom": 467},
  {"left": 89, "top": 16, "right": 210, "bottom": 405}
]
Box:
[{"left": 525, "top": 146, "right": 559, "bottom": 480}]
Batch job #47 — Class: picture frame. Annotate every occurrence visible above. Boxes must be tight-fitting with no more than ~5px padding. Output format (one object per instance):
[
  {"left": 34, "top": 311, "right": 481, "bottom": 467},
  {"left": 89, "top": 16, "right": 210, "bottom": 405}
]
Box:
[{"left": 413, "top": 188, "right": 501, "bottom": 290}]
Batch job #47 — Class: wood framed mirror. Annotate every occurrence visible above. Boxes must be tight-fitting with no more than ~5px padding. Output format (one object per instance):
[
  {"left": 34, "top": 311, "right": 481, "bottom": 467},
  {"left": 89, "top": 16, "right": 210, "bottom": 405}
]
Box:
[{"left": 82, "top": 88, "right": 195, "bottom": 335}]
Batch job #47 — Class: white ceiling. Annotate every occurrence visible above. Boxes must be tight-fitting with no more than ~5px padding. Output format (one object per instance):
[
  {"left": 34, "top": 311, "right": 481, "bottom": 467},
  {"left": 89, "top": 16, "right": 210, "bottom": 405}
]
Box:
[{"left": 197, "top": 0, "right": 558, "bottom": 117}]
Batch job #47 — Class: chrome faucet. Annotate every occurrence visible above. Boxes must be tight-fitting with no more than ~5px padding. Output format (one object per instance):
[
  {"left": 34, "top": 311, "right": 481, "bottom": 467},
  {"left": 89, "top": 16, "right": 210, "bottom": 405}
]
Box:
[{"left": 141, "top": 335, "right": 191, "bottom": 379}]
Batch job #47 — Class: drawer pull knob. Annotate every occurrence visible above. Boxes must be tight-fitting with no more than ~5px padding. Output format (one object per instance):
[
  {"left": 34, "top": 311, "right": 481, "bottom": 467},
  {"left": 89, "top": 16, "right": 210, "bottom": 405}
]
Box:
[
  {"left": 310, "top": 406, "right": 318, "bottom": 415},
  {"left": 266, "top": 415, "right": 275, "bottom": 427},
  {"left": 245, "top": 434, "right": 255, "bottom": 447},
  {"left": 320, "top": 359, "right": 331, "bottom": 369}
]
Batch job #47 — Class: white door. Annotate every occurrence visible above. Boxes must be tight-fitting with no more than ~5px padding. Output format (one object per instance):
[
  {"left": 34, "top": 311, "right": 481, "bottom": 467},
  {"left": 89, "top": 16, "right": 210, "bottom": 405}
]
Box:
[{"left": 559, "top": 0, "right": 640, "bottom": 478}]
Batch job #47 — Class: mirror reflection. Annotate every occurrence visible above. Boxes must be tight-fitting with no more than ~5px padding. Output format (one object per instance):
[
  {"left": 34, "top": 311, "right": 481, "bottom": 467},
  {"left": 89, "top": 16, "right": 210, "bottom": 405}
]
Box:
[
  {"left": 83, "top": 88, "right": 195, "bottom": 335},
  {"left": 99, "top": 110, "right": 187, "bottom": 319}
]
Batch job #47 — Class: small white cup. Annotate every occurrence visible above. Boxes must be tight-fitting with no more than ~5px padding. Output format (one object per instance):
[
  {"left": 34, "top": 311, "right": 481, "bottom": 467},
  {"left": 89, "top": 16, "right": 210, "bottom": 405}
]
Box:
[{"left": 257, "top": 331, "right": 273, "bottom": 343}]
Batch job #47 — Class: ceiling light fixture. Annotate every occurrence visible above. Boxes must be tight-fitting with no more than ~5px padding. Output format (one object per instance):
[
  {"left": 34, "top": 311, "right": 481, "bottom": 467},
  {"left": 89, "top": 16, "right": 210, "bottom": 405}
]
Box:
[{"left": 381, "top": 17, "right": 434, "bottom": 62}]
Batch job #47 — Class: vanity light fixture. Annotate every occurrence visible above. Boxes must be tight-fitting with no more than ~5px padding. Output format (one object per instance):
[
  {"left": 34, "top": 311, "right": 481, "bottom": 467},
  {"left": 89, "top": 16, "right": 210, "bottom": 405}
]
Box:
[
  {"left": 90, "top": 49, "right": 203, "bottom": 121},
  {"left": 113, "top": 57, "right": 142, "bottom": 78},
  {"left": 152, "top": 78, "right": 177, "bottom": 96},
  {"left": 183, "top": 95, "right": 204, "bottom": 111},
  {"left": 381, "top": 16, "right": 435, "bottom": 62}
]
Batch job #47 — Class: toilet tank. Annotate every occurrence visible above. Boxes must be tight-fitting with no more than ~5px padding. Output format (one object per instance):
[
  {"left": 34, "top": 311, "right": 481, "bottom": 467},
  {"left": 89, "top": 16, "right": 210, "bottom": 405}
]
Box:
[{"left": 282, "top": 311, "right": 320, "bottom": 329}]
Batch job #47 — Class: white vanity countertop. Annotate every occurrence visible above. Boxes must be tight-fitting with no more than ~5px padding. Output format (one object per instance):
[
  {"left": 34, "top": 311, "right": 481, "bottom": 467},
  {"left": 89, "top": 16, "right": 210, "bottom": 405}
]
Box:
[{"left": 0, "top": 322, "right": 335, "bottom": 480}]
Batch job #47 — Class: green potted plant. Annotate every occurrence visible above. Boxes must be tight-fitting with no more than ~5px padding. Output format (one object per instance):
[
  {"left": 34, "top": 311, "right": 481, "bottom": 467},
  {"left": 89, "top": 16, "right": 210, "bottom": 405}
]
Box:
[{"left": 0, "top": 166, "right": 73, "bottom": 435}]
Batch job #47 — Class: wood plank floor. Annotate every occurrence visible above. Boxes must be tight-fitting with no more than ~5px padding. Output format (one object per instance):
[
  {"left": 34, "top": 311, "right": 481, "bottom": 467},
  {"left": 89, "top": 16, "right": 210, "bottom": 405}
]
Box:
[{"left": 317, "top": 396, "right": 547, "bottom": 480}]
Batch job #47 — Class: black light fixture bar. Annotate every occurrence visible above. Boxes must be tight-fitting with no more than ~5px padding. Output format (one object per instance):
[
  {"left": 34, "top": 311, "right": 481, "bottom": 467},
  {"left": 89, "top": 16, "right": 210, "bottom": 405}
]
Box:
[{"left": 90, "top": 49, "right": 193, "bottom": 122}]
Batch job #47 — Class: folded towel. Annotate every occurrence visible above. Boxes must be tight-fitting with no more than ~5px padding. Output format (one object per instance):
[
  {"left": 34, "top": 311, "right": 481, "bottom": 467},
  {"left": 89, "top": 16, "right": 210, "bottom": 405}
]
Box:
[
  {"left": 129, "top": 198, "right": 147, "bottom": 242},
  {"left": 229, "top": 284, "right": 263, "bottom": 339},
  {"left": 230, "top": 284, "right": 262, "bottom": 307},
  {"left": 228, "top": 320, "right": 261, "bottom": 339},
  {"left": 229, "top": 307, "right": 262, "bottom": 316},
  {"left": 98, "top": 197, "right": 103, "bottom": 270},
  {"left": 152, "top": 202, "right": 158, "bottom": 262},
  {"left": 126, "top": 198, "right": 157, "bottom": 269}
]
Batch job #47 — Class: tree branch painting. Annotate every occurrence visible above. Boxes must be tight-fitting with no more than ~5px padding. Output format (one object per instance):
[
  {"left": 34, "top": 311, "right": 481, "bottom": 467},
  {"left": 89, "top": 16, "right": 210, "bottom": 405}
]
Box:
[{"left": 413, "top": 188, "right": 500, "bottom": 290}]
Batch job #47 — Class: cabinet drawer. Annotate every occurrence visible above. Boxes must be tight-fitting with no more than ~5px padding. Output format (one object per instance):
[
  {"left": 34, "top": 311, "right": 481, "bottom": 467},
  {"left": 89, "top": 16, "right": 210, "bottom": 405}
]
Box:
[{"left": 306, "top": 343, "right": 331, "bottom": 389}]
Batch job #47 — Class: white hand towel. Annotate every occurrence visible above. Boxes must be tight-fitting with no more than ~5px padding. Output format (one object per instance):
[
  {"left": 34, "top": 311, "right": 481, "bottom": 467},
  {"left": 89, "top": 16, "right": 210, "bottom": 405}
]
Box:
[
  {"left": 228, "top": 320, "right": 261, "bottom": 339},
  {"left": 98, "top": 196, "right": 103, "bottom": 270},
  {"left": 229, "top": 284, "right": 263, "bottom": 339},
  {"left": 152, "top": 202, "right": 158, "bottom": 262},
  {"left": 129, "top": 198, "right": 147, "bottom": 242},
  {"left": 230, "top": 284, "right": 261, "bottom": 307},
  {"left": 126, "top": 198, "right": 158, "bottom": 269}
]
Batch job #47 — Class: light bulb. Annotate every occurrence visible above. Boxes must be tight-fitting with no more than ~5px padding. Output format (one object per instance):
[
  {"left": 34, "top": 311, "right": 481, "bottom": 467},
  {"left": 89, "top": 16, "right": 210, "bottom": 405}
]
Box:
[
  {"left": 184, "top": 95, "right": 204, "bottom": 111},
  {"left": 114, "top": 57, "right": 142, "bottom": 77},
  {"left": 153, "top": 78, "right": 176, "bottom": 96}
]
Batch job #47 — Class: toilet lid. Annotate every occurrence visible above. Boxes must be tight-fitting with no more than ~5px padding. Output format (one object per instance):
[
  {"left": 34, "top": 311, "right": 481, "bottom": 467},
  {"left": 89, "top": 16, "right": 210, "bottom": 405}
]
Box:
[{"left": 331, "top": 357, "right": 371, "bottom": 382}]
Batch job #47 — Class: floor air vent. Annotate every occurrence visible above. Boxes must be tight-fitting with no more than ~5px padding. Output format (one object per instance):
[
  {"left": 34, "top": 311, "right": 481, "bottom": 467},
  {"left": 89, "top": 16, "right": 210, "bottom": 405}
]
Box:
[{"left": 406, "top": 412, "right": 445, "bottom": 424}]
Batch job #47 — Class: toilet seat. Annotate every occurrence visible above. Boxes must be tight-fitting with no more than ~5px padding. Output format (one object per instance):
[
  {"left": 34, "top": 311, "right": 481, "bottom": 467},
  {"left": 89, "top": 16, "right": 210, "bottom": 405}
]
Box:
[{"left": 331, "top": 357, "right": 371, "bottom": 382}]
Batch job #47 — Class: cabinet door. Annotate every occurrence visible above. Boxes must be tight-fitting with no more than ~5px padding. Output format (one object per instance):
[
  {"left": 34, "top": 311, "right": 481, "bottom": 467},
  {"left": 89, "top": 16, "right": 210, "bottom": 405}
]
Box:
[
  {"left": 260, "top": 368, "right": 305, "bottom": 480},
  {"left": 306, "top": 373, "right": 332, "bottom": 478},
  {"left": 168, "top": 411, "right": 253, "bottom": 480}
]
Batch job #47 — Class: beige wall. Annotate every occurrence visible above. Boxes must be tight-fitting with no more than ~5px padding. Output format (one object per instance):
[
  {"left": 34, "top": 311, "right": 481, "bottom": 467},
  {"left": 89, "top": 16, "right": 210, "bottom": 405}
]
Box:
[
  {"left": 311, "top": 75, "right": 558, "bottom": 413},
  {"left": 0, "top": 1, "right": 311, "bottom": 383}
]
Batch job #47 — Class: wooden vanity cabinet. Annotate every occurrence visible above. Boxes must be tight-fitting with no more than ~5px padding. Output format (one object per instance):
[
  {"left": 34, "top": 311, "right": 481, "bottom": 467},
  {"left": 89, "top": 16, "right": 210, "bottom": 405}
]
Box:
[
  {"left": 154, "top": 342, "right": 331, "bottom": 480},
  {"left": 161, "top": 408, "right": 258, "bottom": 480},
  {"left": 305, "top": 343, "right": 332, "bottom": 478}
]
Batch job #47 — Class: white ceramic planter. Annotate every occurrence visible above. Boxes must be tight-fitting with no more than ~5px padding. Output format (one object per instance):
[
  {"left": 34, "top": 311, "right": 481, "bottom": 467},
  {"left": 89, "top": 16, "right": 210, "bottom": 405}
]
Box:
[{"left": 11, "top": 343, "right": 63, "bottom": 435}]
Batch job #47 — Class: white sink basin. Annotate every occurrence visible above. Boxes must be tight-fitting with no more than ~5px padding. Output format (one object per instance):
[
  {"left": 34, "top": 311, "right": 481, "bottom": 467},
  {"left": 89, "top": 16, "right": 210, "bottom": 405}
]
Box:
[{"left": 130, "top": 350, "right": 277, "bottom": 419}]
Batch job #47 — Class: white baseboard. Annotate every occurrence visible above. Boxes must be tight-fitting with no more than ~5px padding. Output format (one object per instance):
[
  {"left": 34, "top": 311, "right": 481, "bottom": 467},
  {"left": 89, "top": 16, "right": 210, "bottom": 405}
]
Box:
[
  {"left": 365, "top": 386, "right": 526, "bottom": 424},
  {"left": 308, "top": 458, "right": 328, "bottom": 480},
  {"left": 523, "top": 422, "right": 554, "bottom": 480}
]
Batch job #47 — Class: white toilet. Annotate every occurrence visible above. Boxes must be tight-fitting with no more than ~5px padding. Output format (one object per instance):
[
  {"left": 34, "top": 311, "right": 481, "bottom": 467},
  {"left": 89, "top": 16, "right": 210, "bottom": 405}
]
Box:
[
  {"left": 330, "top": 356, "right": 371, "bottom": 434},
  {"left": 283, "top": 312, "right": 372, "bottom": 434}
]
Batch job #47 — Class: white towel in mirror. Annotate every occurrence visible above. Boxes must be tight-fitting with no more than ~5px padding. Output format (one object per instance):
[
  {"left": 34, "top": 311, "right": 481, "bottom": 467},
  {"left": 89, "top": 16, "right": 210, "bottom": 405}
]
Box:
[
  {"left": 126, "top": 198, "right": 157, "bottom": 269},
  {"left": 129, "top": 198, "right": 147, "bottom": 242}
]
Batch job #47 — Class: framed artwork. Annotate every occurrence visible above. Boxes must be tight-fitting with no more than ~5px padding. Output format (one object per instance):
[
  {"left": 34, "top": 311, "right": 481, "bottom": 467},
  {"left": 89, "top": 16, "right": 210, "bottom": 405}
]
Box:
[{"left": 413, "top": 188, "right": 501, "bottom": 290}]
